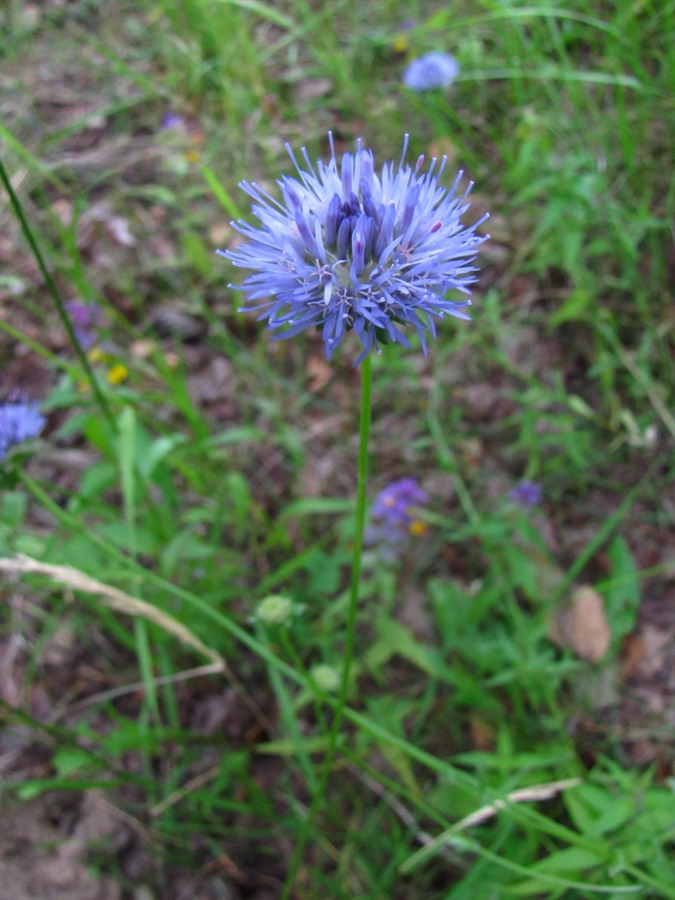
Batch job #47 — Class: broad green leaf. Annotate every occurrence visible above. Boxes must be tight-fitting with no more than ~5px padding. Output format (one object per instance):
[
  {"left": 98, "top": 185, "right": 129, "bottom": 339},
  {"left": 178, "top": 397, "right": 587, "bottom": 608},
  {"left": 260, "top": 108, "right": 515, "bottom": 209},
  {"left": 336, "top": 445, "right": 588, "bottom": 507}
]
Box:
[{"left": 366, "top": 617, "right": 447, "bottom": 679}]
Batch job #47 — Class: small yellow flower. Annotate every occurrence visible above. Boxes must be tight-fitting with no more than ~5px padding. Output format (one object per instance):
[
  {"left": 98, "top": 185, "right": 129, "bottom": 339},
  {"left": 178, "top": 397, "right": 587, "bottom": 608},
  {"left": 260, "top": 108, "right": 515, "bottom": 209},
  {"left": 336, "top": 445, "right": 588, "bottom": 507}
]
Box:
[
  {"left": 392, "top": 35, "right": 409, "bottom": 53},
  {"left": 106, "top": 363, "right": 128, "bottom": 385},
  {"left": 409, "top": 519, "right": 428, "bottom": 537}
]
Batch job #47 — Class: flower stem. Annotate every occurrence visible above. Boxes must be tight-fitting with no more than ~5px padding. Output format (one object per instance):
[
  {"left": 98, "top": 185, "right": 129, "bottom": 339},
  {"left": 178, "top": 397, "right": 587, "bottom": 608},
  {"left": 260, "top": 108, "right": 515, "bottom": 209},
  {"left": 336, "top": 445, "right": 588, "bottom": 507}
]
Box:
[
  {"left": 281, "top": 353, "right": 373, "bottom": 897},
  {"left": 0, "top": 157, "right": 114, "bottom": 428}
]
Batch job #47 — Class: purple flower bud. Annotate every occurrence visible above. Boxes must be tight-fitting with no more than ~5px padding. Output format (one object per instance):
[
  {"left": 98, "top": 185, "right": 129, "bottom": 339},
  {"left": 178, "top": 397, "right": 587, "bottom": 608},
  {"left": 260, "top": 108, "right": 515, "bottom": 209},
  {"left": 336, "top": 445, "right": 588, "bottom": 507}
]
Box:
[
  {"left": 325, "top": 193, "right": 343, "bottom": 248},
  {"left": 64, "top": 301, "right": 106, "bottom": 349}
]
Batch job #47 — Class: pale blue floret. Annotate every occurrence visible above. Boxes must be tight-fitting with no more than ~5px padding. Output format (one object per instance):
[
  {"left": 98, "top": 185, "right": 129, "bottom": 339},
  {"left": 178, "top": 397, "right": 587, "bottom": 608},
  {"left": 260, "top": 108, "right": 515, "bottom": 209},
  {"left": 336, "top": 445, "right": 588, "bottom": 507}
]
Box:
[
  {"left": 219, "top": 134, "right": 489, "bottom": 364},
  {"left": 0, "top": 397, "right": 46, "bottom": 459},
  {"left": 403, "top": 52, "right": 460, "bottom": 91}
]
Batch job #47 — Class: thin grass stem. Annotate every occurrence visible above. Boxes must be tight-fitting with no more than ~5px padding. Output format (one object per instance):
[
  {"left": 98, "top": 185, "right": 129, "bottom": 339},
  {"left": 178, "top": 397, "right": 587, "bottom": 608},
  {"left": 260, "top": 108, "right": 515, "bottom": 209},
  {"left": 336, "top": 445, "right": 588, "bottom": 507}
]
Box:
[{"left": 0, "top": 156, "right": 114, "bottom": 427}]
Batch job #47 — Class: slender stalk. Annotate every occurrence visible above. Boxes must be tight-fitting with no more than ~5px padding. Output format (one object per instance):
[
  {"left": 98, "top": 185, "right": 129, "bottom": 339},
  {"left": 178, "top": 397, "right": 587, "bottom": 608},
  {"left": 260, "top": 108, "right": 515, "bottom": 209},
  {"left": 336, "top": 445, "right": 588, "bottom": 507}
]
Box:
[
  {"left": 281, "top": 353, "right": 373, "bottom": 898},
  {"left": 0, "top": 156, "right": 114, "bottom": 427},
  {"left": 337, "top": 351, "right": 373, "bottom": 728}
]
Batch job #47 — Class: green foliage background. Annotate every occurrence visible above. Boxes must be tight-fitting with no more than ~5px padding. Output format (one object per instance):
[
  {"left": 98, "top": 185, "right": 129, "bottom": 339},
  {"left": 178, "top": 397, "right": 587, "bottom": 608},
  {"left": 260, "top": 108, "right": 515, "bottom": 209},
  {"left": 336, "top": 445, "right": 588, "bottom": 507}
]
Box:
[{"left": 0, "top": 0, "right": 673, "bottom": 897}]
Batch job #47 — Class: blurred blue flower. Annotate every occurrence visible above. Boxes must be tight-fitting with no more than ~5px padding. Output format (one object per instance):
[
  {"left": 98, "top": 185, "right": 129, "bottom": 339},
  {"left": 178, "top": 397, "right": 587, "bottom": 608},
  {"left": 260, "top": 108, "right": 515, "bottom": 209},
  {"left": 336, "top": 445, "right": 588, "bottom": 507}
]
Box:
[
  {"left": 65, "top": 301, "right": 106, "bottom": 349},
  {"left": 0, "top": 396, "right": 46, "bottom": 460},
  {"left": 219, "top": 134, "right": 488, "bottom": 364},
  {"left": 366, "top": 478, "right": 429, "bottom": 558},
  {"left": 160, "top": 112, "right": 186, "bottom": 131},
  {"left": 509, "top": 480, "right": 542, "bottom": 508},
  {"left": 403, "top": 52, "right": 459, "bottom": 91}
]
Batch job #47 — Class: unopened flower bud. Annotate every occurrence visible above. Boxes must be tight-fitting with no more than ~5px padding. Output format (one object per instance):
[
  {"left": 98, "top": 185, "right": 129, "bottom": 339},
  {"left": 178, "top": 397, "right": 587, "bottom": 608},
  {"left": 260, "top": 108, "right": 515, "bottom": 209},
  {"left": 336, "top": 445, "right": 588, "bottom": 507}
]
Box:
[
  {"left": 311, "top": 664, "right": 340, "bottom": 692},
  {"left": 256, "top": 594, "right": 294, "bottom": 625}
]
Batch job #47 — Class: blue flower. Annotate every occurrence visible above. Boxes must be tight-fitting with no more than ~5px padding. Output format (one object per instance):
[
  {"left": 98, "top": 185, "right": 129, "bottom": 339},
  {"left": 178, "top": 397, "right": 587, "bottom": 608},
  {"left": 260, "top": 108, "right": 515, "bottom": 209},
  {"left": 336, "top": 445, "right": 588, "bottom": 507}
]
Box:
[
  {"left": 219, "top": 135, "right": 488, "bottom": 364},
  {"left": 403, "top": 52, "right": 459, "bottom": 91},
  {"left": 0, "top": 396, "right": 46, "bottom": 460},
  {"left": 509, "top": 480, "right": 543, "bottom": 508},
  {"left": 160, "top": 112, "right": 186, "bottom": 131},
  {"left": 366, "top": 478, "right": 429, "bottom": 559}
]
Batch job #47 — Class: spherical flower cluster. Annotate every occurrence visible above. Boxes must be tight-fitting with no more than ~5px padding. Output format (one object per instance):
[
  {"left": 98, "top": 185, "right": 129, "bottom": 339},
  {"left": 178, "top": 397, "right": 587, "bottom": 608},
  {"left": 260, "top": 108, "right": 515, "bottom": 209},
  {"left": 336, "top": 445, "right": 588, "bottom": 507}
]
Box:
[
  {"left": 255, "top": 594, "right": 294, "bottom": 625},
  {"left": 403, "top": 52, "right": 460, "bottom": 91},
  {"left": 366, "top": 478, "right": 429, "bottom": 559},
  {"left": 509, "top": 480, "right": 543, "bottom": 508},
  {"left": 310, "top": 664, "right": 340, "bottom": 693},
  {"left": 219, "top": 134, "right": 488, "bottom": 364},
  {"left": 0, "top": 395, "right": 46, "bottom": 460}
]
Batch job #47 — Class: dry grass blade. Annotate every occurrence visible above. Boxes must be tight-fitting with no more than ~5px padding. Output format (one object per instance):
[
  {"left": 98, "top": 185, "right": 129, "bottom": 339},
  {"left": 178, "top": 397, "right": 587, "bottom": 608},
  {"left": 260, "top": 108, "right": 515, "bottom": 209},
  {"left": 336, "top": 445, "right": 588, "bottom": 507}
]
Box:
[
  {"left": 452, "top": 778, "right": 583, "bottom": 830},
  {"left": 0, "top": 554, "right": 225, "bottom": 669},
  {"left": 399, "top": 777, "right": 583, "bottom": 874},
  {"left": 356, "top": 766, "right": 584, "bottom": 874},
  {"left": 59, "top": 663, "right": 225, "bottom": 718}
]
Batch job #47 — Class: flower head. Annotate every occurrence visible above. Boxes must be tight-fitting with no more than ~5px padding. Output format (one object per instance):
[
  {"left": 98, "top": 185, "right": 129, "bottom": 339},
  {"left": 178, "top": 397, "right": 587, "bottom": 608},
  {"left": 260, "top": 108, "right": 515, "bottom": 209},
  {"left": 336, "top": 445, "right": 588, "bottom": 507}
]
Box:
[
  {"left": 0, "top": 395, "right": 46, "bottom": 460},
  {"left": 65, "top": 301, "right": 106, "bottom": 349},
  {"left": 366, "top": 478, "right": 429, "bottom": 559},
  {"left": 255, "top": 594, "right": 295, "bottom": 625},
  {"left": 509, "top": 480, "right": 543, "bottom": 508},
  {"left": 160, "top": 112, "right": 186, "bottom": 131},
  {"left": 219, "top": 134, "right": 488, "bottom": 364},
  {"left": 106, "top": 363, "right": 128, "bottom": 385},
  {"left": 403, "top": 52, "right": 459, "bottom": 91},
  {"left": 392, "top": 19, "right": 414, "bottom": 53},
  {"left": 311, "top": 664, "right": 340, "bottom": 692}
]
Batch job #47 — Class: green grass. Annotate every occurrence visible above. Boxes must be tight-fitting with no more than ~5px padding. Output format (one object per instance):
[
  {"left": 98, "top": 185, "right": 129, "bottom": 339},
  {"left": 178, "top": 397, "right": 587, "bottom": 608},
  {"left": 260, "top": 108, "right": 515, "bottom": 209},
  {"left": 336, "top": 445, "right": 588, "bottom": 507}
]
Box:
[{"left": 1, "top": 0, "right": 674, "bottom": 897}]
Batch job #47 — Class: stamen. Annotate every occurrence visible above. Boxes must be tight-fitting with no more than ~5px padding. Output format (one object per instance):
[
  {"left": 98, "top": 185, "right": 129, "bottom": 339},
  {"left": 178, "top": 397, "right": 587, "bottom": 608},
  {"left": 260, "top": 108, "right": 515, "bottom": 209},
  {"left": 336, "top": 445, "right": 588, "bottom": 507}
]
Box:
[{"left": 399, "top": 133, "right": 410, "bottom": 169}]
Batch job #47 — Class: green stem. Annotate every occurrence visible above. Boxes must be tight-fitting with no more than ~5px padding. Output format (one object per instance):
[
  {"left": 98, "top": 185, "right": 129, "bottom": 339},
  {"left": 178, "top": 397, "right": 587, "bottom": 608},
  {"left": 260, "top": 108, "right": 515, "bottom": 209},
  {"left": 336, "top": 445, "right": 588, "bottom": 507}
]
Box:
[
  {"left": 338, "top": 352, "right": 372, "bottom": 722},
  {"left": 0, "top": 156, "right": 114, "bottom": 428},
  {"left": 281, "top": 353, "right": 373, "bottom": 898}
]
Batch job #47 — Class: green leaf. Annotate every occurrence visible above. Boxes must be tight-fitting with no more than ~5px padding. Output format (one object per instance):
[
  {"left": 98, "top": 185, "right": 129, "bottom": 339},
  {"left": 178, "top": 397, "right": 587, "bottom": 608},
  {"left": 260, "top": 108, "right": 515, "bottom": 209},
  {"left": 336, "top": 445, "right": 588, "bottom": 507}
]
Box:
[
  {"left": 504, "top": 544, "right": 564, "bottom": 603},
  {"left": 305, "top": 550, "right": 342, "bottom": 595},
  {"left": 53, "top": 747, "right": 91, "bottom": 777},
  {"left": 533, "top": 846, "right": 607, "bottom": 874},
  {"left": 366, "top": 618, "right": 447, "bottom": 679},
  {"left": 201, "top": 164, "right": 242, "bottom": 218},
  {"left": 549, "top": 287, "right": 591, "bottom": 327},
  {"left": 136, "top": 434, "right": 185, "bottom": 481},
  {"left": 78, "top": 460, "right": 116, "bottom": 499},
  {"left": 0, "top": 491, "right": 27, "bottom": 527},
  {"left": 602, "top": 536, "right": 641, "bottom": 650},
  {"left": 180, "top": 230, "right": 212, "bottom": 278},
  {"left": 255, "top": 736, "right": 329, "bottom": 755},
  {"left": 590, "top": 796, "right": 636, "bottom": 836}
]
